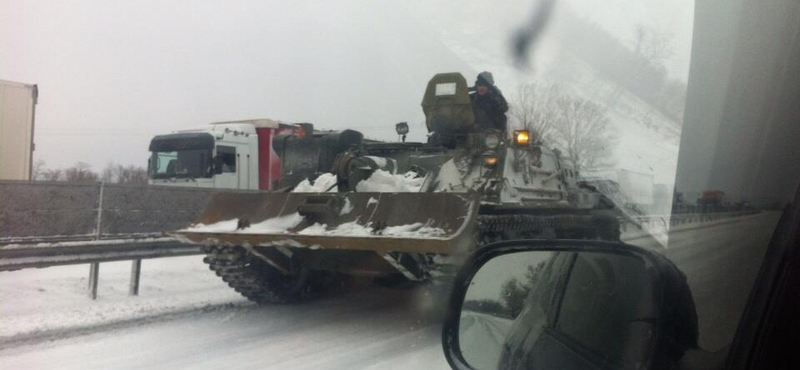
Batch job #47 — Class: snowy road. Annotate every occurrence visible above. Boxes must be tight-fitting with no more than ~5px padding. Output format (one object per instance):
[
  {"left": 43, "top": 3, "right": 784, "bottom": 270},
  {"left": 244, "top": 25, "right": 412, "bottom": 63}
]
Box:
[
  {"left": 2, "top": 284, "right": 448, "bottom": 370},
  {"left": 0, "top": 212, "right": 781, "bottom": 370}
]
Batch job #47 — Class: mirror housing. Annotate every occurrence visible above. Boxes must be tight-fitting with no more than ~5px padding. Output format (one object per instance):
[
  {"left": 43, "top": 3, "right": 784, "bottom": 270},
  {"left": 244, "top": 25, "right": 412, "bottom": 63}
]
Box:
[{"left": 442, "top": 240, "right": 698, "bottom": 370}]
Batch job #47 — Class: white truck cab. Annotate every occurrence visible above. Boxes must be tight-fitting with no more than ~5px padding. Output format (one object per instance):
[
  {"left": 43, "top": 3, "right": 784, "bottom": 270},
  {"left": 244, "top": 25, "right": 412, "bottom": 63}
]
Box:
[{"left": 148, "top": 119, "right": 293, "bottom": 190}]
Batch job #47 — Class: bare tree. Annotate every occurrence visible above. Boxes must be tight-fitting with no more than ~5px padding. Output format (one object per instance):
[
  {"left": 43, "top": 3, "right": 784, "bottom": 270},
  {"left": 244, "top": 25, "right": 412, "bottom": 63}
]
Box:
[
  {"left": 64, "top": 162, "right": 99, "bottom": 183},
  {"left": 99, "top": 162, "right": 149, "bottom": 184},
  {"left": 552, "top": 96, "right": 616, "bottom": 172},
  {"left": 632, "top": 24, "right": 674, "bottom": 67},
  {"left": 500, "top": 278, "right": 528, "bottom": 318},
  {"left": 101, "top": 162, "right": 116, "bottom": 183},
  {"left": 31, "top": 160, "right": 46, "bottom": 181},
  {"left": 40, "top": 168, "right": 63, "bottom": 181},
  {"left": 115, "top": 164, "right": 148, "bottom": 184},
  {"left": 509, "top": 83, "right": 561, "bottom": 143}
]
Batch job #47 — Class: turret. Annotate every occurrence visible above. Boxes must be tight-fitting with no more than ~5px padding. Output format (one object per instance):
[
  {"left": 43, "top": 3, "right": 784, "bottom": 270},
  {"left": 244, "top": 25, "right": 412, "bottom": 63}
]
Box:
[{"left": 421, "top": 73, "right": 476, "bottom": 147}]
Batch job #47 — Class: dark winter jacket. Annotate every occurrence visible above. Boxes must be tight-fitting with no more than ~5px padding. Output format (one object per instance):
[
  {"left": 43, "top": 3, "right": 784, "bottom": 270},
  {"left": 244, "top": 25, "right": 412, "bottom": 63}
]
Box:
[{"left": 471, "top": 88, "right": 509, "bottom": 132}]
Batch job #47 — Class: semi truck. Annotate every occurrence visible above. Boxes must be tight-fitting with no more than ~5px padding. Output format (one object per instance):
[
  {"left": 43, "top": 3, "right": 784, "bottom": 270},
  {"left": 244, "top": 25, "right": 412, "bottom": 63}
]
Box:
[
  {"left": 0, "top": 80, "right": 38, "bottom": 181},
  {"left": 147, "top": 119, "right": 297, "bottom": 190}
]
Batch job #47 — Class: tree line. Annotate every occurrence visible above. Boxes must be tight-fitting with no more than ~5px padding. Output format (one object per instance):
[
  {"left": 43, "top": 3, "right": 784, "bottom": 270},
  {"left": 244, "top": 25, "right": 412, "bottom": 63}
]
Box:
[
  {"left": 508, "top": 83, "right": 617, "bottom": 172},
  {"left": 462, "top": 261, "right": 547, "bottom": 319},
  {"left": 31, "top": 161, "right": 148, "bottom": 184},
  {"left": 551, "top": 12, "right": 687, "bottom": 123}
]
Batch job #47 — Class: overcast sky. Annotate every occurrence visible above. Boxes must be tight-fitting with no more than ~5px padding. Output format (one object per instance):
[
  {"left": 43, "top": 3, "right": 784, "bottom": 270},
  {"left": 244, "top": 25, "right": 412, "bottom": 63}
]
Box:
[{"left": 1, "top": 0, "right": 694, "bottom": 171}]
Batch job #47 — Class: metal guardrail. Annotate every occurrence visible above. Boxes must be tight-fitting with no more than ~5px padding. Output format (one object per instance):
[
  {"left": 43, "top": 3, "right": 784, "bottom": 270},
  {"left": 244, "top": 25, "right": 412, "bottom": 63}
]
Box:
[
  {"left": 0, "top": 235, "right": 204, "bottom": 299},
  {"left": 0, "top": 236, "right": 201, "bottom": 272},
  {"left": 3, "top": 210, "right": 756, "bottom": 272},
  {"left": 0, "top": 181, "right": 763, "bottom": 298},
  {"left": 619, "top": 210, "right": 760, "bottom": 242},
  {"left": 0, "top": 181, "right": 228, "bottom": 299}
]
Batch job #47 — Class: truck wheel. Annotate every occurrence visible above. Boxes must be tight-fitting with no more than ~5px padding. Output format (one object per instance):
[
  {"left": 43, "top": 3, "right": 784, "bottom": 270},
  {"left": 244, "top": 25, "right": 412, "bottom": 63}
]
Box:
[{"left": 203, "top": 246, "right": 310, "bottom": 304}]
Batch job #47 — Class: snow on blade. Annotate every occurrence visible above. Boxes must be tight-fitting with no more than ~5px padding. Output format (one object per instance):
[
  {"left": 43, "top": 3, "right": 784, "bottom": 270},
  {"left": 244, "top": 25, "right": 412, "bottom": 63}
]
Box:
[
  {"left": 298, "top": 223, "right": 327, "bottom": 235},
  {"left": 355, "top": 170, "right": 424, "bottom": 192},
  {"left": 294, "top": 220, "right": 447, "bottom": 239},
  {"left": 262, "top": 239, "right": 321, "bottom": 249},
  {"left": 367, "top": 197, "right": 379, "bottom": 206},
  {"left": 340, "top": 197, "right": 354, "bottom": 215},
  {"left": 240, "top": 212, "right": 304, "bottom": 234},
  {"left": 382, "top": 222, "right": 447, "bottom": 238},
  {"left": 295, "top": 221, "right": 373, "bottom": 236},
  {"left": 292, "top": 173, "right": 338, "bottom": 192},
  {"left": 327, "top": 221, "right": 375, "bottom": 236},
  {"left": 183, "top": 213, "right": 304, "bottom": 234},
  {"left": 182, "top": 219, "right": 240, "bottom": 233}
]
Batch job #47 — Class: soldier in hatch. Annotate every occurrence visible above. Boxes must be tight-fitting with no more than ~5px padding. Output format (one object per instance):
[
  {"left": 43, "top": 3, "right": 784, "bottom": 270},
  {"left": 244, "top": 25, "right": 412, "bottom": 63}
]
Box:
[{"left": 471, "top": 71, "right": 509, "bottom": 133}]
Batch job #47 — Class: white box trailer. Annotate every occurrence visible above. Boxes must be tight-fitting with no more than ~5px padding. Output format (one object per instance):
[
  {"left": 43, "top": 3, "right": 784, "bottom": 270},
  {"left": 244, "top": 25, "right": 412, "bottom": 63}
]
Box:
[{"left": 0, "top": 80, "right": 38, "bottom": 180}]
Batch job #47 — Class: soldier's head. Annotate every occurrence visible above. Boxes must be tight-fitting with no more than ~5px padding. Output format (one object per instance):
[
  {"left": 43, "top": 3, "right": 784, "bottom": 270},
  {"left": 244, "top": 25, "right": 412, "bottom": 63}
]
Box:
[{"left": 475, "top": 71, "right": 495, "bottom": 96}]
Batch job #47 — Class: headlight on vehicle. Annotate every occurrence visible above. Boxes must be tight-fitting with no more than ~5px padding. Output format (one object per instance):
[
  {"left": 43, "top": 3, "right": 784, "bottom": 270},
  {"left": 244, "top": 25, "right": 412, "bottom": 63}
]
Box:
[
  {"left": 483, "top": 152, "right": 499, "bottom": 167},
  {"left": 484, "top": 133, "right": 501, "bottom": 149},
  {"left": 514, "top": 130, "right": 530, "bottom": 146}
]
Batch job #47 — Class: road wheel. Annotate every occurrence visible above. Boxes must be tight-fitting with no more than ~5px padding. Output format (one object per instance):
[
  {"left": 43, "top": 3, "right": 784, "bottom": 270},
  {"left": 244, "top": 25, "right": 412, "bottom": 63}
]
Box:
[{"left": 203, "top": 246, "right": 310, "bottom": 304}]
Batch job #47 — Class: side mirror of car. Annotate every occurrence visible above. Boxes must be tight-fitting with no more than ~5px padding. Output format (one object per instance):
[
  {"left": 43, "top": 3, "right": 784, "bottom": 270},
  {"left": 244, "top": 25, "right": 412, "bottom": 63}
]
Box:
[{"left": 442, "top": 240, "right": 699, "bottom": 370}]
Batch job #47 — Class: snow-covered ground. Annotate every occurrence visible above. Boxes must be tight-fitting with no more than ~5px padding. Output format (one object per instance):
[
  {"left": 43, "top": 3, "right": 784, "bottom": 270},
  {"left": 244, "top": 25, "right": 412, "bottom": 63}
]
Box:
[
  {"left": 0, "top": 256, "right": 247, "bottom": 344},
  {"left": 0, "top": 259, "right": 449, "bottom": 370},
  {"left": 0, "top": 214, "right": 780, "bottom": 370}
]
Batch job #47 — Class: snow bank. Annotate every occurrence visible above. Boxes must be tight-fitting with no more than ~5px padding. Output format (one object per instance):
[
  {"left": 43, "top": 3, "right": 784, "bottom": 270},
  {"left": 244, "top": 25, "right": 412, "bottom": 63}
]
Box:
[
  {"left": 356, "top": 170, "right": 424, "bottom": 192},
  {"left": 0, "top": 256, "right": 246, "bottom": 341},
  {"left": 292, "top": 173, "right": 338, "bottom": 192}
]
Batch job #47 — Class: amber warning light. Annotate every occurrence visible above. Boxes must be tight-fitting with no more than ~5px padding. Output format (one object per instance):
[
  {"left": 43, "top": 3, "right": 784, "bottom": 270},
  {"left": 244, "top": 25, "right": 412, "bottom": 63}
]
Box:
[{"left": 514, "top": 130, "right": 530, "bottom": 146}]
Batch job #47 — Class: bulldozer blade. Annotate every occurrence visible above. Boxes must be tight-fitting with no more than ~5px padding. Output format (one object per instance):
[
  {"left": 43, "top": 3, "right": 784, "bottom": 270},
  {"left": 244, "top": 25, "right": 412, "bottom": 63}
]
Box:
[{"left": 175, "top": 192, "right": 480, "bottom": 255}]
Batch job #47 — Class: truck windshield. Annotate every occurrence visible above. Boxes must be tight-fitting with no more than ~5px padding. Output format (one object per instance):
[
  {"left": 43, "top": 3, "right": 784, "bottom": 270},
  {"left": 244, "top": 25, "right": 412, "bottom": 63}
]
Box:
[{"left": 149, "top": 149, "right": 211, "bottom": 179}]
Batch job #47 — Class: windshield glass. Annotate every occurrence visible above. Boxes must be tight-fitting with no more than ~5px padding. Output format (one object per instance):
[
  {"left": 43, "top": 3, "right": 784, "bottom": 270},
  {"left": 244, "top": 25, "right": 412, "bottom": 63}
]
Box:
[
  {"left": 149, "top": 149, "right": 211, "bottom": 179},
  {"left": 2, "top": 1, "right": 799, "bottom": 370}
]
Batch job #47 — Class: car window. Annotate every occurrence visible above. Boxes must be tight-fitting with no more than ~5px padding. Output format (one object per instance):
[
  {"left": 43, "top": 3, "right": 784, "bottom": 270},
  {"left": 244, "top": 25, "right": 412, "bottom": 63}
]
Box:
[{"left": 216, "top": 146, "right": 237, "bottom": 173}]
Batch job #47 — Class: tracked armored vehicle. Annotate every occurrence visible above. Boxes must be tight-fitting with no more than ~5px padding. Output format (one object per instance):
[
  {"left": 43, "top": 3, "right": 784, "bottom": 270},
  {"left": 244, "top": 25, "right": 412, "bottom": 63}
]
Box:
[{"left": 176, "top": 73, "right": 620, "bottom": 304}]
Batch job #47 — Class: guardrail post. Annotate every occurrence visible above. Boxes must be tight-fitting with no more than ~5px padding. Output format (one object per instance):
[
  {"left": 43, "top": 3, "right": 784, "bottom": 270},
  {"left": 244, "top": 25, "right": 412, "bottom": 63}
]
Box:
[
  {"left": 129, "top": 259, "right": 142, "bottom": 296},
  {"left": 88, "top": 181, "right": 105, "bottom": 300},
  {"left": 88, "top": 262, "right": 100, "bottom": 300}
]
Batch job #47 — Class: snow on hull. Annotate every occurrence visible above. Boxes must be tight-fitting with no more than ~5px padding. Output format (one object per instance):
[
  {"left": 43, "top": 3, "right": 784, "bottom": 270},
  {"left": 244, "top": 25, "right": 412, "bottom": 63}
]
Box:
[
  {"left": 356, "top": 170, "right": 424, "bottom": 192},
  {"left": 292, "top": 173, "right": 339, "bottom": 193}
]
